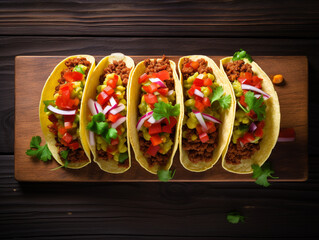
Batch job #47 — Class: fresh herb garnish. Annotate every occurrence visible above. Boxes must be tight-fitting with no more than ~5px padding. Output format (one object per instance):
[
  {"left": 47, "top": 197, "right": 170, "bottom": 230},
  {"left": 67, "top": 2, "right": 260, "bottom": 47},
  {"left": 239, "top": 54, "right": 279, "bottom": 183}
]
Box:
[
  {"left": 87, "top": 113, "right": 118, "bottom": 144},
  {"left": 157, "top": 169, "right": 176, "bottom": 182},
  {"left": 51, "top": 160, "right": 69, "bottom": 171},
  {"left": 227, "top": 212, "right": 245, "bottom": 224},
  {"left": 74, "top": 65, "right": 85, "bottom": 74},
  {"left": 232, "top": 49, "right": 253, "bottom": 63},
  {"left": 26, "top": 136, "right": 52, "bottom": 162},
  {"left": 60, "top": 150, "right": 69, "bottom": 160},
  {"left": 209, "top": 86, "right": 231, "bottom": 109},
  {"left": 153, "top": 102, "right": 180, "bottom": 123},
  {"left": 252, "top": 162, "right": 278, "bottom": 187},
  {"left": 118, "top": 152, "right": 128, "bottom": 164},
  {"left": 244, "top": 91, "right": 266, "bottom": 121},
  {"left": 43, "top": 100, "right": 55, "bottom": 112}
]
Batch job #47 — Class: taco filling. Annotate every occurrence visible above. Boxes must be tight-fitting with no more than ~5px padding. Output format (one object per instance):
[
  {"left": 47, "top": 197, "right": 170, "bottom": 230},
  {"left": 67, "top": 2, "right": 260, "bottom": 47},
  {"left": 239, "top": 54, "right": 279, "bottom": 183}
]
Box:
[
  {"left": 223, "top": 59, "right": 269, "bottom": 165},
  {"left": 181, "top": 58, "right": 231, "bottom": 163},
  {"left": 136, "top": 56, "right": 180, "bottom": 167},
  {"left": 44, "top": 57, "right": 91, "bottom": 164},
  {"left": 87, "top": 60, "right": 131, "bottom": 167}
]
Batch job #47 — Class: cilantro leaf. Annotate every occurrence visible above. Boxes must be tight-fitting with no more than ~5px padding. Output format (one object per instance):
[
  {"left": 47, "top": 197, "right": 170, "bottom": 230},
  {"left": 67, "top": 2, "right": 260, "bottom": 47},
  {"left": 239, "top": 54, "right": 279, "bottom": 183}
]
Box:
[
  {"left": 209, "top": 86, "right": 231, "bottom": 109},
  {"left": 153, "top": 102, "right": 180, "bottom": 123},
  {"left": 244, "top": 91, "right": 266, "bottom": 121},
  {"left": 50, "top": 160, "right": 69, "bottom": 171},
  {"left": 26, "top": 136, "right": 52, "bottom": 162},
  {"left": 102, "top": 127, "right": 118, "bottom": 144},
  {"left": 232, "top": 49, "right": 253, "bottom": 63},
  {"left": 74, "top": 65, "right": 85, "bottom": 74},
  {"left": 43, "top": 100, "right": 55, "bottom": 112},
  {"left": 252, "top": 162, "right": 278, "bottom": 187},
  {"left": 118, "top": 152, "right": 128, "bottom": 163},
  {"left": 227, "top": 212, "right": 245, "bottom": 224},
  {"left": 157, "top": 169, "right": 176, "bottom": 182},
  {"left": 87, "top": 113, "right": 117, "bottom": 144},
  {"left": 60, "top": 150, "right": 69, "bottom": 160}
]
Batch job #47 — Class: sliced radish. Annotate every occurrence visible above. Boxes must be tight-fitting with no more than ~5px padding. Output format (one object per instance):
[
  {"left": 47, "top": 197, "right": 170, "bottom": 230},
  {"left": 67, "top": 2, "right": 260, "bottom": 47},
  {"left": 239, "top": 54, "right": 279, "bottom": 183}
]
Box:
[{"left": 47, "top": 105, "right": 76, "bottom": 116}]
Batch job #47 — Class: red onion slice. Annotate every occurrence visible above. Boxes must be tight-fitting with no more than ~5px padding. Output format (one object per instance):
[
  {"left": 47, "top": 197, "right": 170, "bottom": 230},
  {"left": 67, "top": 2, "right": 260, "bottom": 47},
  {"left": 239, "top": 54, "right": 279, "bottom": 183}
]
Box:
[
  {"left": 110, "top": 97, "right": 117, "bottom": 106},
  {"left": 167, "top": 90, "right": 174, "bottom": 96},
  {"left": 94, "top": 101, "right": 102, "bottom": 114},
  {"left": 89, "top": 131, "right": 95, "bottom": 146},
  {"left": 194, "top": 89, "right": 204, "bottom": 98},
  {"left": 110, "top": 104, "right": 125, "bottom": 115},
  {"left": 241, "top": 84, "right": 270, "bottom": 99},
  {"left": 102, "top": 105, "right": 112, "bottom": 115},
  {"left": 277, "top": 137, "right": 295, "bottom": 142},
  {"left": 47, "top": 105, "right": 76, "bottom": 116},
  {"left": 149, "top": 78, "right": 166, "bottom": 88},
  {"left": 148, "top": 116, "right": 156, "bottom": 124},
  {"left": 136, "top": 111, "right": 153, "bottom": 131},
  {"left": 249, "top": 122, "right": 257, "bottom": 132},
  {"left": 111, "top": 116, "right": 126, "bottom": 129},
  {"left": 193, "top": 111, "right": 208, "bottom": 132},
  {"left": 201, "top": 112, "right": 222, "bottom": 124},
  {"left": 88, "top": 99, "right": 97, "bottom": 115}
]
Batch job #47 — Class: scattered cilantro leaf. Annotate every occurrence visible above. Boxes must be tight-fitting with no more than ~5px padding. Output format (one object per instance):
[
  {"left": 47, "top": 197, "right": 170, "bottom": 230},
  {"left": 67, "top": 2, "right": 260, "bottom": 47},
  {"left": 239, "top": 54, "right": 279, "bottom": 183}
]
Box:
[
  {"left": 227, "top": 212, "right": 245, "bottom": 224},
  {"left": 153, "top": 102, "right": 180, "bottom": 123},
  {"left": 157, "top": 169, "right": 176, "bottom": 182},
  {"left": 245, "top": 91, "right": 266, "bottom": 121},
  {"left": 232, "top": 49, "right": 253, "bottom": 63},
  {"left": 43, "top": 100, "right": 55, "bottom": 112},
  {"left": 252, "top": 162, "right": 278, "bottom": 187},
  {"left": 118, "top": 152, "right": 128, "bottom": 163},
  {"left": 209, "top": 86, "right": 231, "bottom": 109},
  {"left": 50, "top": 160, "right": 69, "bottom": 171},
  {"left": 26, "top": 136, "right": 52, "bottom": 162},
  {"left": 60, "top": 150, "right": 69, "bottom": 160}
]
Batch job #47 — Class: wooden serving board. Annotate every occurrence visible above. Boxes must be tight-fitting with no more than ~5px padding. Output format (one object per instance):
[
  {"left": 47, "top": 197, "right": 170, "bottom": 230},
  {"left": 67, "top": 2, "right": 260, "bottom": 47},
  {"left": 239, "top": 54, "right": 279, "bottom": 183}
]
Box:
[{"left": 15, "top": 56, "right": 308, "bottom": 182}]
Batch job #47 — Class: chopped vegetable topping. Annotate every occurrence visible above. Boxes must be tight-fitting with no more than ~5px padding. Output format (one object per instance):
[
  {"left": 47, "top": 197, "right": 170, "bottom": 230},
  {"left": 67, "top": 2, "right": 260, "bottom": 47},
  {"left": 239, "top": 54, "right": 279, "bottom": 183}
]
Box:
[
  {"left": 26, "top": 136, "right": 52, "bottom": 162},
  {"left": 153, "top": 102, "right": 180, "bottom": 123},
  {"left": 232, "top": 49, "right": 253, "bottom": 63},
  {"left": 244, "top": 91, "right": 266, "bottom": 121},
  {"left": 209, "top": 86, "right": 231, "bottom": 109}
]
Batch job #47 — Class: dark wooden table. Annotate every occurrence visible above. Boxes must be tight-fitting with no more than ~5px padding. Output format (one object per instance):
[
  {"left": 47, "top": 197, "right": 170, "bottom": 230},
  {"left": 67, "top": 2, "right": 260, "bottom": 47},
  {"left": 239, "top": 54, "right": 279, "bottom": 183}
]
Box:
[{"left": 1, "top": 1, "right": 319, "bottom": 239}]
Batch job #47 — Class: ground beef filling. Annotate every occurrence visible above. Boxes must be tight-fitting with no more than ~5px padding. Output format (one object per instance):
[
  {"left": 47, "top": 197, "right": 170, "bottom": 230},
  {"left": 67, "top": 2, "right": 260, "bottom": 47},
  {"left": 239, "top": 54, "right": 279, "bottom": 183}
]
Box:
[
  {"left": 223, "top": 60, "right": 252, "bottom": 81},
  {"left": 225, "top": 142, "right": 260, "bottom": 165},
  {"left": 181, "top": 58, "right": 218, "bottom": 163},
  {"left": 51, "top": 57, "right": 91, "bottom": 163},
  {"left": 97, "top": 60, "right": 131, "bottom": 167},
  {"left": 138, "top": 56, "right": 175, "bottom": 166}
]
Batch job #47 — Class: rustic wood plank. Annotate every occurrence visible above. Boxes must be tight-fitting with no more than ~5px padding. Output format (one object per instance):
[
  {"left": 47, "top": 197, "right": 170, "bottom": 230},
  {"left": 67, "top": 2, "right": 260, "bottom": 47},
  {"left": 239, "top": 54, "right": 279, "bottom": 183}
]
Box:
[
  {"left": 0, "top": 0, "right": 318, "bottom": 38},
  {"left": 14, "top": 55, "right": 307, "bottom": 182}
]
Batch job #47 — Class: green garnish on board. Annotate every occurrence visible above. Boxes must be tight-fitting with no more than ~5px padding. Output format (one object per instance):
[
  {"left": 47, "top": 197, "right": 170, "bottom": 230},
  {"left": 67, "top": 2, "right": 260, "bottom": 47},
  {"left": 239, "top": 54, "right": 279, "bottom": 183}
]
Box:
[
  {"left": 209, "top": 86, "right": 231, "bottom": 109},
  {"left": 227, "top": 212, "right": 245, "bottom": 224},
  {"left": 252, "top": 162, "right": 278, "bottom": 187},
  {"left": 87, "top": 112, "right": 118, "bottom": 144},
  {"left": 245, "top": 91, "right": 266, "bottom": 121},
  {"left": 26, "top": 136, "right": 52, "bottom": 162},
  {"left": 153, "top": 102, "right": 180, "bottom": 123},
  {"left": 232, "top": 49, "right": 253, "bottom": 63},
  {"left": 157, "top": 169, "right": 176, "bottom": 182}
]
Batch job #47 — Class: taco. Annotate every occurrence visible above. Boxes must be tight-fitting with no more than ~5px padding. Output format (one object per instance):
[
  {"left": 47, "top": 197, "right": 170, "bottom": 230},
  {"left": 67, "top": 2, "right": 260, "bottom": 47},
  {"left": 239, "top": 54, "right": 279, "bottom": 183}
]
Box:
[
  {"left": 128, "top": 55, "right": 183, "bottom": 174},
  {"left": 178, "top": 55, "right": 235, "bottom": 172},
  {"left": 39, "top": 55, "right": 95, "bottom": 169},
  {"left": 82, "top": 53, "right": 134, "bottom": 173},
  {"left": 220, "top": 50, "right": 280, "bottom": 174}
]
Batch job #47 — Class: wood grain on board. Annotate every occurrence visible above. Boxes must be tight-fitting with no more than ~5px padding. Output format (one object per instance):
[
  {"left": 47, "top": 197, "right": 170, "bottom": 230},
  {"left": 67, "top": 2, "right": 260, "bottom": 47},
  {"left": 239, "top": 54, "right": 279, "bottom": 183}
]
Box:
[{"left": 15, "top": 56, "right": 308, "bottom": 182}]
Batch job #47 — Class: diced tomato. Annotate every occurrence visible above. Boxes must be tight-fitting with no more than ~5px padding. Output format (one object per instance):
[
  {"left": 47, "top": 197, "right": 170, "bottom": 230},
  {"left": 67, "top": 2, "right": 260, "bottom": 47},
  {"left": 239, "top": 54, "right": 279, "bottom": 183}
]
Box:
[
  {"left": 196, "top": 125, "right": 204, "bottom": 135},
  {"left": 111, "top": 138, "right": 119, "bottom": 146},
  {"left": 193, "top": 78, "right": 204, "bottom": 87},
  {"left": 143, "top": 83, "right": 159, "bottom": 94},
  {"left": 146, "top": 144, "right": 160, "bottom": 157},
  {"left": 63, "top": 71, "right": 83, "bottom": 82},
  {"left": 188, "top": 87, "right": 195, "bottom": 97},
  {"left": 138, "top": 73, "right": 149, "bottom": 84},
  {"left": 144, "top": 93, "right": 158, "bottom": 105},
  {"left": 60, "top": 139, "right": 69, "bottom": 147},
  {"left": 73, "top": 98, "right": 80, "bottom": 107},
  {"left": 168, "top": 116, "right": 177, "bottom": 128},
  {"left": 162, "top": 125, "right": 172, "bottom": 133},
  {"left": 195, "top": 95, "right": 203, "bottom": 101},
  {"left": 257, "top": 121, "right": 265, "bottom": 129},
  {"left": 242, "top": 132, "right": 255, "bottom": 144},
  {"left": 252, "top": 76, "right": 263, "bottom": 89},
  {"left": 199, "top": 132, "right": 209, "bottom": 143},
  {"left": 279, "top": 128, "right": 295, "bottom": 139},
  {"left": 103, "top": 86, "right": 114, "bottom": 96},
  {"left": 62, "top": 132, "right": 73, "bottom": 144},
  {"left": 156, "top": 70, "right": 170, "bottom": 81},
  {"left": 157, "top": 88, "right": 168, "bottom": 96},
  {"left": 107, "top": 79, "right": 117, "bottom": 89},
  {"left": 185, "top": 62, "right": 191, "bottom": 68},
  {"left": 150, "top": 134, "right": 163, "bottom": 146},
  {"left": 190, "top": 61, "right": 199, "bottom": 70},
  {"left": 107, "top": 145, "right": 117, "bottom": 153},
  {"left": 59, "top": 83, "right": 73, "bottom": 92},
  {"left": 108, "top": 113, "right": 123, "bottom": 123},
  {"left": 58, "top": 127, "right": 67, "bottom": 135},
  {"left": 97, "top": 91, "right": 110, "bottom": 106},
  {"left": 149, "top": 123, "right": 162, "bottom": 135},
  {"left": 116, "top": 126, "right": 122, "bottom": 135},
  {"left": 64, "top": 115, "right": 75, "bottom": 123},
  {"left": 206, "top": 121, "right": 216, "bottom": 133},
  {"left": 68, "top": 141, "right": 80, "bottom": 150},
  {"left": 195, "top": 100, "right": 205, "bottom": 112},
  {"left": 143, "top": 120, "right": 152, "bottom": 128},
  {"left": 203, "top": 97, "right": 211, "bottom": 107},
  {"left": 203, "top": 78, "right": 213, "bottom": 86},
  {"left": 64, "top": 121, "right": 73, "bottom": 130},
  {"left": 48, "top": 114, "right": 58, "bottom": 123},
  {"left": 248, "top": 110, "right": 257, "bottom": 120},
  {"left": 239, "top": 95, "right": 247, "bottom": 108},
  {"left": 254, "top": 127, "right": 263, "bottom": 138}
]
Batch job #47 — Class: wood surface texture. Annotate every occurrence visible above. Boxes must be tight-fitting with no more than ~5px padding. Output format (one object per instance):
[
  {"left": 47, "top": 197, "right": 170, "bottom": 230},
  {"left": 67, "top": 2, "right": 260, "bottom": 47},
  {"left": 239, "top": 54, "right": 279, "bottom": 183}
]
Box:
[
  {"left": 1, "top": 0, "right": 319, "bottom": 239},
  {"left": 15, "top": 55, "right": 308, "bottom": 182}
]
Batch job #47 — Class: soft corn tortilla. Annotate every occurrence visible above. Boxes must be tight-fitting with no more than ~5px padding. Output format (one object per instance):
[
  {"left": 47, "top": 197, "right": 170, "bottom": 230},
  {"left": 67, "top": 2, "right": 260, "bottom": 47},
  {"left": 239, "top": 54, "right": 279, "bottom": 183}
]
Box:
[
  {"left": 39, "top": 55, "right": 96, "bottom": 169},
  {"left": 178, "top": 55, "right": 236, "bottom": 172},
  {"left": 220, "top": 57, "right": 280, "bottom": 174},
  {"left": 81, "top": 54, "right": 134, "bottom": 173},
  {"left": 127, "top": 59, "right": 183, "bottom": 174}
]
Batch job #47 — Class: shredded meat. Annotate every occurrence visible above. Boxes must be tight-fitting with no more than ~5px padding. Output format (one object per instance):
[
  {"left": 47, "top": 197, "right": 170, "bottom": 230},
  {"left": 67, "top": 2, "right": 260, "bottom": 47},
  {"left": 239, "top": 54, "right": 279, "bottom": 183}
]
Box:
[
  {"left": 181, "top": 58, "right": 213, "bottom": 80},
  {"left": 225, "top": 142, "right": 260, "bottom": 165},
  {"left": 223, "top": 60, "right": 252, "bottom": 81}
]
